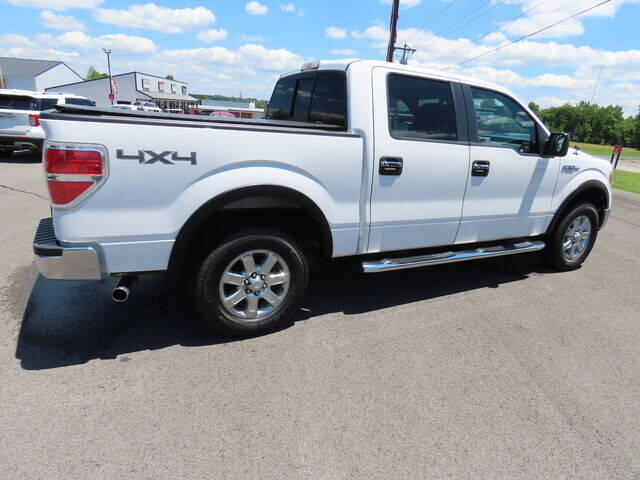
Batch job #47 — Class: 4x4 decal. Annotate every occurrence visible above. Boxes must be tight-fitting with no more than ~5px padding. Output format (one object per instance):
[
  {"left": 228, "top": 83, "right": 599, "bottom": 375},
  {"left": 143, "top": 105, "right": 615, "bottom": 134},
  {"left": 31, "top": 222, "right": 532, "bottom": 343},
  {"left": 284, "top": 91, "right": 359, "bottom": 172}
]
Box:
[{"left": 117, "top": 149, "right": 197, "bottom": 165}]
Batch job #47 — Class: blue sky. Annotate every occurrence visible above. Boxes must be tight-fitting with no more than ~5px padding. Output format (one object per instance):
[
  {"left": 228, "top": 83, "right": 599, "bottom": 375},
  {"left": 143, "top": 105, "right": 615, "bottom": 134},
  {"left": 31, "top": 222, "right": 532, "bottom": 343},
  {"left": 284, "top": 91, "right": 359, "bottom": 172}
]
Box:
[{"left": 1, "top": 0, "right": 639, "bottom": 115}]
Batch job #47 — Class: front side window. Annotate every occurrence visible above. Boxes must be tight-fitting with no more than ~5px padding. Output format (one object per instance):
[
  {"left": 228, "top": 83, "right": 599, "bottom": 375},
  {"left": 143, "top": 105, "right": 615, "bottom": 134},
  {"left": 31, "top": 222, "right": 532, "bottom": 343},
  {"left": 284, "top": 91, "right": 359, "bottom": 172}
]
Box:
[
  {"left": 387, "top": 74, "right": 457, "bottom": 141},
  {"left": 470, "top": 87, "right": 537, "bottom": 153}
]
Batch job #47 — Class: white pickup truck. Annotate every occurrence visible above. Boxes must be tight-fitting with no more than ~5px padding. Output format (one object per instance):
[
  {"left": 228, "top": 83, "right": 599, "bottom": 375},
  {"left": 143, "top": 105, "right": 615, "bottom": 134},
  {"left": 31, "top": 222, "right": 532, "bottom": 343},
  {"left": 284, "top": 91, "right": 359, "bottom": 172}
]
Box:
[{"left": 34, "top": 59, "right": 612, "bottom": 336}]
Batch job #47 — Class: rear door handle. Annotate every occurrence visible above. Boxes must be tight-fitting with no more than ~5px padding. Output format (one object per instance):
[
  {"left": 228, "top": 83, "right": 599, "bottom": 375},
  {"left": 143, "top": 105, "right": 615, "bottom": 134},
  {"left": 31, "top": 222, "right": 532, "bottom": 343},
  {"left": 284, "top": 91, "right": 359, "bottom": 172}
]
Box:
[
  {"left": 472, "top": 160, "right": 490, "bottom": 177},
  {"left": 379, "top": 157, "right": 403, "bottom": 176}
]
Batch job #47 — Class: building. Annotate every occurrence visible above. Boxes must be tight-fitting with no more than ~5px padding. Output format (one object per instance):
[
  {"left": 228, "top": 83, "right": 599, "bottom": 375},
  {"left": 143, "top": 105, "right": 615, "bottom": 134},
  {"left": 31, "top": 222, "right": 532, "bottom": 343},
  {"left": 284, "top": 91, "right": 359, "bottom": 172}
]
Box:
[
  {"left": 0, "top": 57, "right": 83, "bottom": 91},
  {"left": 192, "top": 99, "right": 265, "bottom": 119},
  {"left": 46, "top": 72, "right": 197, "bottom": 110}
]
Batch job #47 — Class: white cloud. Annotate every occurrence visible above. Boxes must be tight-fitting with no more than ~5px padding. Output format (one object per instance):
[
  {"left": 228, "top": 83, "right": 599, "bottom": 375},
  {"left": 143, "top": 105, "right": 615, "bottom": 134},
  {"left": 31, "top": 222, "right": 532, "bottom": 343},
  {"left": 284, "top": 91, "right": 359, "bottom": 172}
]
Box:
[
  {"left": 160, "top": 43, "right": 301, "bottom": 72},
  {"left": 93, "top": 3, "right": 216, "bottom": 34},
  {"left": 279, "top": 2, "right": 304, "bottom": 16},
  {"left": 6, "top": 0, "right": 102, "bottom": 10},
  {"left": 40, "top": 10, "right": 85, "bottom": 30},
  {"left": 352, "top": 25, "right": 388, "bottom": 40},
  {"left": 0, "top": 34, "right": 35, "bottom": 48},
  {"left": 331, "top": 48, "right": 356, "bottom": 56},
  {"left": 500, "top": 0, "right": 640, "bottom": 39},
  {"left": 326, "top": 26, "right": 347, "bottom": 39},
  {"left": 381, "top": 0, "right": 422, "bottom": 8},
  {"left": 238, "top": 34, "right": 267, "bottom": 42},
  {"left": 246, "top": 1, "right": 268, "bottom": 15},
  {"left": 197, "top": 29, "right": 228, "bottom": 43},
  {"left": 36, "top": 31, "right": 157, "bottom": 54}
]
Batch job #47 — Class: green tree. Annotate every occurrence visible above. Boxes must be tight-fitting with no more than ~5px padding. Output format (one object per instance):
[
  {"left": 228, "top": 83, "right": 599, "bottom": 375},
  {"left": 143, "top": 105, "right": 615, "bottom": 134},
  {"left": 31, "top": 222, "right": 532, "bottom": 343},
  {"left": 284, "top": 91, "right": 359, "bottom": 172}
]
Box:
[
  {"left": 528, "top": 101, "right": 540, "bottom": 115},
  {"left": 86, "top": 66, "right": 107, "bottom": 80},
  {"left": 165, "top": 75, "right": 175, "bottom": 80}
]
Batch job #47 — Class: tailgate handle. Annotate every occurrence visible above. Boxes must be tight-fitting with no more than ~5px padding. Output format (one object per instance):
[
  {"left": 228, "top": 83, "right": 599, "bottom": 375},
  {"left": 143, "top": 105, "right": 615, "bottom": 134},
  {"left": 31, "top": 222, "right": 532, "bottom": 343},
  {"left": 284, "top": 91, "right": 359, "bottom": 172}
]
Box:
[{"left": 379, "top": 157, "right": 403, "bottom": 176}]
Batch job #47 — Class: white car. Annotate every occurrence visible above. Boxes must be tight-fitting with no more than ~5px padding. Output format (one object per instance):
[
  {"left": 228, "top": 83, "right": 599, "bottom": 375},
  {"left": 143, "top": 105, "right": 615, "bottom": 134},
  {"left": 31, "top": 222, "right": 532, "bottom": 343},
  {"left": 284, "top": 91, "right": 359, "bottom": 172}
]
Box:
[
  {"left": 110, "top": 104, "right": 145, "bottom": 111},
  {"left": 133, "top": 101, "right": 162, "bottom": 112},
  {"left": 33, "top": 59, "right": 612, "bottom": 337},
  {"left": 0, "top": 89, "right": 94, "bottom": 155}
]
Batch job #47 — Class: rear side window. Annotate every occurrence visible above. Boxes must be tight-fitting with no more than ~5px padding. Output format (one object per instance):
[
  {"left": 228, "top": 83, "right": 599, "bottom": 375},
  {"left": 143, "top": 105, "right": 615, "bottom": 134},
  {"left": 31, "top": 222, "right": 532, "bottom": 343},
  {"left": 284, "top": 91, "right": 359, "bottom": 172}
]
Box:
[
  {"left": 266, "top": 71, "right": 347, "bottom": 128},
  {"left": 387, "top": 74, "right": 457, "bottom": 141},
  {"left": 37, "top": 99, "right": 59, "bottom": 110},
  {"left": 0, "top": 95, "right": 36, "bottom": 110},
  {"left": 64, "top": 98, "right": 95, "bottom": 106}
]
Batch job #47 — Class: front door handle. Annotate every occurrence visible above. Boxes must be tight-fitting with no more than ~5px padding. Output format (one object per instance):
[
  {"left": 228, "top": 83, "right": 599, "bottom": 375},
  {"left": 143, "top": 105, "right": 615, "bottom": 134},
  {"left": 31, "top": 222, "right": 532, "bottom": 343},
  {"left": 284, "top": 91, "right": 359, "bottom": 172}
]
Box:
[
  {"left": 380, "top": 157, "right": 403, "bottom": 176},
  {"left": 472, "top": 160, "right": 490, "bottom": 177}
]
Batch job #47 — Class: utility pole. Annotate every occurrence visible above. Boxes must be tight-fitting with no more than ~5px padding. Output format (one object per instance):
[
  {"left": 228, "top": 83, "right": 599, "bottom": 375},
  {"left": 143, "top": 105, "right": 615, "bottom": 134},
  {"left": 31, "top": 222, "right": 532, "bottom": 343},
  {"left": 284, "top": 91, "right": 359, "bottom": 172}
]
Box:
[
  {"left": 102, "top": 48, "right": 113, "bottom": 105},
  {"left": 386, "top": 0, "right": 400, "bottom": 62},
  {"left": 395, "top": 43, "right": 416, "bottom": 65},
  {"left": 0, "top": 63, "right": 4, "bottom": 89}
]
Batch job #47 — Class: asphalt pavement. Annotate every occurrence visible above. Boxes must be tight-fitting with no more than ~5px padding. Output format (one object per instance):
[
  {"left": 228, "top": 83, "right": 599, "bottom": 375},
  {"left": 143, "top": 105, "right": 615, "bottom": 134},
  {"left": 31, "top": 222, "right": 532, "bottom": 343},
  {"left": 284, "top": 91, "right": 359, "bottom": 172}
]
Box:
[{"left": 1, "top": 150, "right": 639, "bottom": 479}]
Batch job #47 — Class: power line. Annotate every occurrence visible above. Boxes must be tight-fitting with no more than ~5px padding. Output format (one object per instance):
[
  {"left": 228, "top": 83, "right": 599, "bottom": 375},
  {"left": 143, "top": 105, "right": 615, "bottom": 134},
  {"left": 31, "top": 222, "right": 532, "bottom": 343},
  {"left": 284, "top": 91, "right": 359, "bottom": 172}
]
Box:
[
  {"left": 409, "top": 0, "right": 495, "bottom": 49},
  {"left": 433, "top": 0, "right": 552, "bottom": 63},
  {"left": 589, "top": 65, "right": 604, "bottom": 104},
  {"left": 418, "top": 0, "right": 508, "bottom": 50},
  {"left": 456, "top": 0, "right": 612, "bottom": 66},
  {"left": 402, "top": 0, "right": 460, "bottom": 44}
]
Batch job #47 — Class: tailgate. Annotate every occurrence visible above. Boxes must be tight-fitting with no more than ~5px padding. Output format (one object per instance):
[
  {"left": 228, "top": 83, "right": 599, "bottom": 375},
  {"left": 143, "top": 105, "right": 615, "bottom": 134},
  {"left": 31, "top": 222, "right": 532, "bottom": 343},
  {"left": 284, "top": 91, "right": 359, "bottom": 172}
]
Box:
[{"left": 0, "top": 109, "right": 31, "bottom": 136}]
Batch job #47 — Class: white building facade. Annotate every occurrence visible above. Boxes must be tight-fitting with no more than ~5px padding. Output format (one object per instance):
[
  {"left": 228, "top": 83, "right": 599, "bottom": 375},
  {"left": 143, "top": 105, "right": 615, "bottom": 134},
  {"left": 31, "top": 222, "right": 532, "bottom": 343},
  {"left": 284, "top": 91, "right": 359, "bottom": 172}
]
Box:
[
  {"left": 47, "top": 72, "right": 196, "bottom": 110},
  {"left": 0, "top": 57, "right": 83, "bottom": 91}
]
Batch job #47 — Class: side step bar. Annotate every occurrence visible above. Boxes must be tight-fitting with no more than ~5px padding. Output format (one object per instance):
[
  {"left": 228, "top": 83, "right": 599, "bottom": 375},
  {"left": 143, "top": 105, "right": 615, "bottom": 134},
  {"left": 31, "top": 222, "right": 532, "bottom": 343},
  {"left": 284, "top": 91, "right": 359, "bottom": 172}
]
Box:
[{"left": 362, "top": 241, "right": 545, "bottom": 273}]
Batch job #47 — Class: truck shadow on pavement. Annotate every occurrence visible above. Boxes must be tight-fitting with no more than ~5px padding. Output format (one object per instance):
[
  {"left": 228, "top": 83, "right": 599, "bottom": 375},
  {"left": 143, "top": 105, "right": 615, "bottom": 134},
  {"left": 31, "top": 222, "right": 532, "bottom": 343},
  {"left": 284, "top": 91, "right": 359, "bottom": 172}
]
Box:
[{"left": 15, "top": 254, "right": 553, "bottom": 370}]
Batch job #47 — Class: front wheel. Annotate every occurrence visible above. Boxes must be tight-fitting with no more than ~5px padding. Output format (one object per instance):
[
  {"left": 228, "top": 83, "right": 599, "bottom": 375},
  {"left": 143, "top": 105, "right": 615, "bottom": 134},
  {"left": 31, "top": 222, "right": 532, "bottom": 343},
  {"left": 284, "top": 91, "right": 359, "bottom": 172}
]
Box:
[
  {"left": 193, "top": 230, "right": 309, "bottom": 337},
  {"left": 543, "top": 202, "right": 599, "bottom": 271}
]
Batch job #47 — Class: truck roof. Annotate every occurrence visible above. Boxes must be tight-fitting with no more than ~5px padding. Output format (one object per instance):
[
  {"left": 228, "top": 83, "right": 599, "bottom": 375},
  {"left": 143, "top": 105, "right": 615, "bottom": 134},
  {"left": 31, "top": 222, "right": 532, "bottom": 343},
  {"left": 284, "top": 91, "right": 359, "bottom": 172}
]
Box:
[
  {"left": 280, "top": 59, "right": 517, "bottom": 100},
  {"left": 0, "top": 88, "right": 89, "bottom": 99}
]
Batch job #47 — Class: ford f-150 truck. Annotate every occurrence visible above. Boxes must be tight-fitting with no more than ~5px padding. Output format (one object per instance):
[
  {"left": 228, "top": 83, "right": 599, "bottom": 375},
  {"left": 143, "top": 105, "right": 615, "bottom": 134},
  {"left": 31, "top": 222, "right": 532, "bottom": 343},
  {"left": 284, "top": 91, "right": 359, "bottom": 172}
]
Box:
[{"left": 33, "top": 60, "right": 613, "bottom": 336}]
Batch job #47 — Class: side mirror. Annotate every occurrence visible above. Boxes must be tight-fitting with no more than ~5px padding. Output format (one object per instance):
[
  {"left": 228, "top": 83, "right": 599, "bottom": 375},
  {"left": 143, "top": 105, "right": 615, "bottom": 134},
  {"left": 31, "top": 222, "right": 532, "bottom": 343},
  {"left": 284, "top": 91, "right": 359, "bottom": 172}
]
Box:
[{"left": 543, "top": 132, "right": 570, "bottom": 157}]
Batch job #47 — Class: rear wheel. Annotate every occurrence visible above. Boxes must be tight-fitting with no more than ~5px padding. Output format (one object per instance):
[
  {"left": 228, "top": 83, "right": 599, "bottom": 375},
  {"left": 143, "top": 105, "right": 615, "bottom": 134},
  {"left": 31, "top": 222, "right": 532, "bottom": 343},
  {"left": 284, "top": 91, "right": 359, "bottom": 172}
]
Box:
[
  {"left": 543, "top": 202, "right": 599, "bottom": 271},
  {"left": 193, "top": 229, "right": 309, "bottom": 336},
  {"left": 0, "top": 148, "right": 13, "bottom": 157}
]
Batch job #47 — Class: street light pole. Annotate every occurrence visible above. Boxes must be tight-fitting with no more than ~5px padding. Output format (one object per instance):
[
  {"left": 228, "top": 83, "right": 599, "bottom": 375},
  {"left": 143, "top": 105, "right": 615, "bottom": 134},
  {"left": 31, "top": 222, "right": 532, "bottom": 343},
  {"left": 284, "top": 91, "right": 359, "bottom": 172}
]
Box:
[{"left": 102, "top": 48, "right": 113, "bottom": 105}]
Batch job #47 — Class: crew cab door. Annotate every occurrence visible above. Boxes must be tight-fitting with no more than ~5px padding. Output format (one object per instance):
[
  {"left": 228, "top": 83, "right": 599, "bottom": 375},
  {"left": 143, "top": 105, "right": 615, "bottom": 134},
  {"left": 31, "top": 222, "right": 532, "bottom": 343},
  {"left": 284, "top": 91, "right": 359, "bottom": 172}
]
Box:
[
  {"left": 368, "top": 68, "right": 470, "bottom": 252},
  {"left": 455, "top": 86, "right": 560, "bottom": 244}
]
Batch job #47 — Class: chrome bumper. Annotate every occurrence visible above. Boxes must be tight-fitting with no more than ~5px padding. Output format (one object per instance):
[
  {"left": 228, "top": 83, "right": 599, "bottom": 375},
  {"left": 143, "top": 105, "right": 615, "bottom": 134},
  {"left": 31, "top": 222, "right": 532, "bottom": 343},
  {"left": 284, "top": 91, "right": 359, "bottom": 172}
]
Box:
[
  {"left": 600, "top": 207, "right": 612, "bottom": 230},
  {"left": 33, "top": 218, "right": 102, "bottom": 280}
]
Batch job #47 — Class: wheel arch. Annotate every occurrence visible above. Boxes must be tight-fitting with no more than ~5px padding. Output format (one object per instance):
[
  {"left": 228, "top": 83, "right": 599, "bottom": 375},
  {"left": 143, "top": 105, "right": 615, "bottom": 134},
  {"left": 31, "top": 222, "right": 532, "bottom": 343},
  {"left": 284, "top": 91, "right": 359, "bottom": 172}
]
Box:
[
  {"left": 168, "top": 185, "right": 333, "bottom": 272},
  {"left": 546, "top": 179, "right": 610, "bottom": 235}
]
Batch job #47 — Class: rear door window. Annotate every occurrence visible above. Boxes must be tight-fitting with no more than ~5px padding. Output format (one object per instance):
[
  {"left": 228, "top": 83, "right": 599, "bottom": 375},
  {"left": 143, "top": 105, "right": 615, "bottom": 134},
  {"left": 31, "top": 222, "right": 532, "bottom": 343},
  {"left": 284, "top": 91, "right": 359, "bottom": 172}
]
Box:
[
  {"left": 387, "top": 74, "right": 457, "bottom": 141},
  {"left": 309, "top": 71, "right": 347, "bottom": 128}
]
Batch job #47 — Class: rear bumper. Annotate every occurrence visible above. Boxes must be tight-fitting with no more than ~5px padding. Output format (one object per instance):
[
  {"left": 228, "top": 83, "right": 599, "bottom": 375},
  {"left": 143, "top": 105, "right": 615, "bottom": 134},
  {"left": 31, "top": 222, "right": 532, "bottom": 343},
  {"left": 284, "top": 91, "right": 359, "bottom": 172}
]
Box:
[
  {"left": 0, "top": 135, "right": 44, "bottom": 151},
  {"left": 33, "top": 218, "right": 102, "bottom": 280}
]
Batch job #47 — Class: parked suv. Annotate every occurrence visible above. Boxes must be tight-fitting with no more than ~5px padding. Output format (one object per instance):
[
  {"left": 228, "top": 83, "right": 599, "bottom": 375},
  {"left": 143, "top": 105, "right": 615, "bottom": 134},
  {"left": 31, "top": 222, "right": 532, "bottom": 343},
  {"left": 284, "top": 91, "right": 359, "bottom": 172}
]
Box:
[{"left": 0, "top": 89, "right": 94, "bottom": 156}]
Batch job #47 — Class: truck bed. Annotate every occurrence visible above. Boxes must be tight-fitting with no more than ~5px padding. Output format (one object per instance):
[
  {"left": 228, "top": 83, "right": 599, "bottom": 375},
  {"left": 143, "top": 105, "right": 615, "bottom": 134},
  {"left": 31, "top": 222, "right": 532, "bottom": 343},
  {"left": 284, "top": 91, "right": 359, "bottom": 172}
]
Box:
[{"left": 40, "top": 105, "right": 346, "bottom": 133}]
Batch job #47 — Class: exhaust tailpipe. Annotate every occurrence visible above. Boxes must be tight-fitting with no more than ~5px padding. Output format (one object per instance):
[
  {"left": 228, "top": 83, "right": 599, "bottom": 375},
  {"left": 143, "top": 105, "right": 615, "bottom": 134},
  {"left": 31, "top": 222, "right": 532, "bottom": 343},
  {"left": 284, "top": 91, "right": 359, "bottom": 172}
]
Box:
[{"left": 112, "top": 275, "right": 138, "bottom": 303}]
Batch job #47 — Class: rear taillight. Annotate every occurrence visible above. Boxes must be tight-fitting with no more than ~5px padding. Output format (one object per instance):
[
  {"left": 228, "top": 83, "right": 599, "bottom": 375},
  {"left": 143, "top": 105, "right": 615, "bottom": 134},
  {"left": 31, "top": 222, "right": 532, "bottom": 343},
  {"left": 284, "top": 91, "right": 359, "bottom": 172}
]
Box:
[
  {"left": 29, "top": 114, "right": 40, "bottom": 127},
  {"left": 44, "top": 144, "right": 107, "bottom": 207}
]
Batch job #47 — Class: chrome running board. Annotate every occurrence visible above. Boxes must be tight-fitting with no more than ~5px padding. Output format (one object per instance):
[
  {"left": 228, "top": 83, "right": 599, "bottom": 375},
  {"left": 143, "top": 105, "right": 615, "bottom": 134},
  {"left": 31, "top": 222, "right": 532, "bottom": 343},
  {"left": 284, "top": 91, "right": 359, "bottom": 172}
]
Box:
[{"left": 362, "top": 241, "right": 545, "bottom": 273}]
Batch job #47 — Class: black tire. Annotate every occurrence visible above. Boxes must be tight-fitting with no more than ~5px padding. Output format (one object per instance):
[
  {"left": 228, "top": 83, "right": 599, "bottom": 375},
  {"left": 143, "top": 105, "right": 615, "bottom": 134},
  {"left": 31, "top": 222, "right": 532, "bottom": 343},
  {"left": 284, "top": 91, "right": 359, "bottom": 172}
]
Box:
[
  {"left": 0, "top": 148, "right": 13, "bottom": 157},
  {"left": 193, "top": 229, "right": 309, "bottom": 337},
  {"left": 543, "top": 202, "right": 599, "bottom": 271}
]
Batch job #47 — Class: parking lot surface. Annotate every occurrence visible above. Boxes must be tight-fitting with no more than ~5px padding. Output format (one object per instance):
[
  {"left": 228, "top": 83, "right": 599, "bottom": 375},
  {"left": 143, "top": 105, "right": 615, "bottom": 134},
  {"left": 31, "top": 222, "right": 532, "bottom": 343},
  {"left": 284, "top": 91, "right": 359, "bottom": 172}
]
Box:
[{"left": 1, "top": 151, "right": 639, "bottom": 479}]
